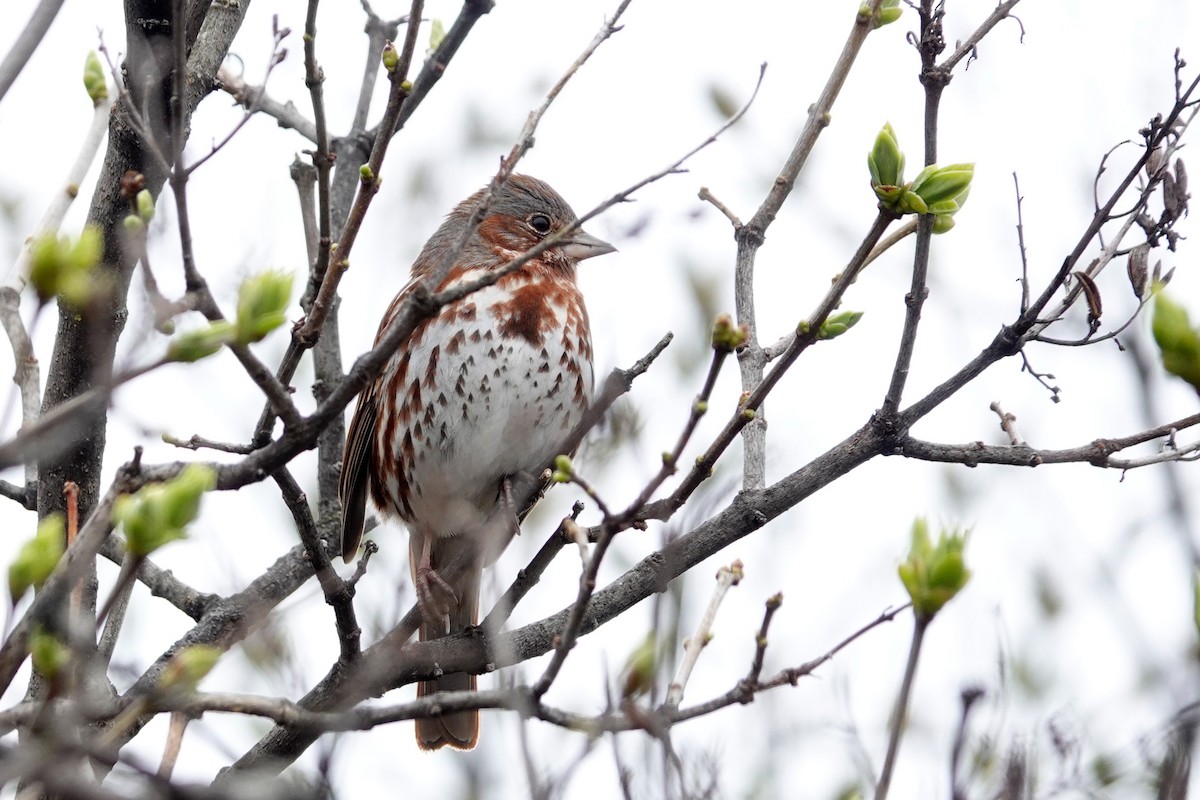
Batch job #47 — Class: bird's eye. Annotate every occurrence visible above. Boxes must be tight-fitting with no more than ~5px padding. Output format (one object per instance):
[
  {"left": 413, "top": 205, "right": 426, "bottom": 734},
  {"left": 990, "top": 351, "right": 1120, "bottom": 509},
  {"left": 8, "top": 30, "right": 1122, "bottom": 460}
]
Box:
[{"left": 529, "top": 214, "right": 552, "bottom": 234}]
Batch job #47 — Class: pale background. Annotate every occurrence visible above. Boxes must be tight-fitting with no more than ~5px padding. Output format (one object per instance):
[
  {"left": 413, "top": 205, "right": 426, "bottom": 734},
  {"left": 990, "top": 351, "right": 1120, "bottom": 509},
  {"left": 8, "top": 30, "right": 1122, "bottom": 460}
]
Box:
[{"left": 0, "top": 0, "right": 1198, "bottom": 797}]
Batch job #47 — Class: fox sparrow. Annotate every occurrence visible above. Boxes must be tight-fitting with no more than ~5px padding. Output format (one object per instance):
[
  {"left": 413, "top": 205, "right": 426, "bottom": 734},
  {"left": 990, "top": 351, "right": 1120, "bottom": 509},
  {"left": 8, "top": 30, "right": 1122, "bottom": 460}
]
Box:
[{"left": 339, "top": 175, "right": 615, "bottom": 750}]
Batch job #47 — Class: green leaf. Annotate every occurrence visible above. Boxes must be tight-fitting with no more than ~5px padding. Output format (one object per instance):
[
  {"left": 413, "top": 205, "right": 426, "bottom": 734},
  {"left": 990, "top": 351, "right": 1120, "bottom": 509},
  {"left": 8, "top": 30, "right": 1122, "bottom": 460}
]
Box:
[
  {"left": 912, "top": 163, "right": 974, "bottom": 206},
  {"left": 898, "top": 189, "right": 928, "bottom": 215}
]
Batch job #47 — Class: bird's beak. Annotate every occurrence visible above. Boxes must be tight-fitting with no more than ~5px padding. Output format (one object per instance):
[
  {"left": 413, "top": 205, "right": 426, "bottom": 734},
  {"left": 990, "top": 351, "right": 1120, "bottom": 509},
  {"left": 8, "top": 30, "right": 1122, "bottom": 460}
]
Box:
[{"left": 561, "top": 229, "right": 616, "bottom": 261}]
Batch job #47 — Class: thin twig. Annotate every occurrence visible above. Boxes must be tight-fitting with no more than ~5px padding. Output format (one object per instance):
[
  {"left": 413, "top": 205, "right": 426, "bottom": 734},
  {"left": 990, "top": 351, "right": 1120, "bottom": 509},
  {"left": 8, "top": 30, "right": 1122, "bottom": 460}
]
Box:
[
  {"left": 186, "top": 21, "right": 291, "bottom": 175},
  {"left": 697, "top": 187, "right": 741, "bottom": 227},
  {"left": 939, "top": 0, "right": 1024, "bottom": 73},
  {"left": 617, "top": 331, "right": 732, "bottom": 519},
  {"left": 217, "top": 66, "right": 318, "bottom": 143},
  {"left": 989, "top": 401, "right": 1024, "bottom": 445},
  {"left": 1013, "top": 173, "right": 1030, "bottom": 312},
  {"left": 0, "top": 0, "right": 67, "bottom": 103},
  {"left": 295, "top": 0, "right": 339, "bottom": 349},
  {"left": 664, "top": 560, "right": 742, "bottom": 707},
  {"left": 272, "top": 468, "right": 362, "bottom": 662},
  {"left": 157, "top": 712, "right": 189, "bottom": 779},
  {"left": 874, "top": 615, "right": 929, "bottom": 800},
  {"left": 97, "top": 554, "right": 137, "bottom": 665},
  {"left": 161, "top": 433, "right": 255, "bottom": 454}
]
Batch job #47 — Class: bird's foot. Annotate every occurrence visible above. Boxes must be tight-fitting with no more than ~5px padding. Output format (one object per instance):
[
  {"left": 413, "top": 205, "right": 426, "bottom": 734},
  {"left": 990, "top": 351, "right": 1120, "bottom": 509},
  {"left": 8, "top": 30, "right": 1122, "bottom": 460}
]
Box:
[{"left": 415, "top": 565, "right": 458, "bottom": 632}]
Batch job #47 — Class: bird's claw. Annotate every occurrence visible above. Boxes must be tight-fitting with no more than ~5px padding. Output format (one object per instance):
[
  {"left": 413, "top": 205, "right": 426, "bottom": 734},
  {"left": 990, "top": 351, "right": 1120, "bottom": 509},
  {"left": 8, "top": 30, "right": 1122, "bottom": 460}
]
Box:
[{"left": 415, "top": 565, "right": 457, "bottom": 632}]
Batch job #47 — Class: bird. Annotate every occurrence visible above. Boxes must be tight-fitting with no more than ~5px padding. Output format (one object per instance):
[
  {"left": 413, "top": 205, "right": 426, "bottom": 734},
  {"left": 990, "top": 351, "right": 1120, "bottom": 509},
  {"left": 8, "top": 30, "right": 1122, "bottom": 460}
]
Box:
[{"left": 339, "top": 174, "right": 615, "bottom": 750}]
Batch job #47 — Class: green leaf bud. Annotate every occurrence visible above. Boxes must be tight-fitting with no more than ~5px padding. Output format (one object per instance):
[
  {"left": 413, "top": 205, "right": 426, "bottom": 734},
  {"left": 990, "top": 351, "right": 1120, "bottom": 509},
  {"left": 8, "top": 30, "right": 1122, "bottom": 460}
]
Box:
[
  {"left": 619, "top": 632, "right": 657, "bottom": 700},
  {"left": 429, "top": 19, "right": 446, "bottom": 52},
  {"left": 897, "top": 517, "right": 971, "bottom": 621},
  {"left": 30, "top": 629, "right": 71, "bottom": 679},
  {"left": 136, "top": 189, "right": 155, "bottom": 222},
  {"left": 868, "top": 123, "right": 905, "bottom": 189},
  {"left": 877, "top": 5, "right": 903, "bottom": 27},
  {"left": 381, "top": 41, "right": 398, "bottom": 72},
  {"left": 115, "top": 464, "right": 216, "bottom": 557},
  {"left": 863, "top": 0, "right": 903, "bottom": 28},
  {"left": 931, "top": 215, "right": 957, "bottom": 234},
  {"left": 161, "top": 464, "right": 217, "bottom": 530},
  {"left": 28, "top": 226, "right": 102, "bottom": 304},
  {"left": 818, "top": 310, "right": 864, "bottom": 340},
  {"left": 1152, "top": 290, "right": 1200, "bottom": 390},
  {"left": 711, "top": 313, "right": 749, "bottom": 352},
  {"left": 159, "top": 644, "right": 222, "bottom": 692},
  {"left": 167, "top": 321, "right": 235, "bottom": 362},
  {"left": 83, "top": 51, "right": 108, "bottom": 104},
  {"left": 235, "top": 271, "right": 294, "bottom": 344},
  {"left": 9, "top": 515, "right": 65, "bottom": 604}
]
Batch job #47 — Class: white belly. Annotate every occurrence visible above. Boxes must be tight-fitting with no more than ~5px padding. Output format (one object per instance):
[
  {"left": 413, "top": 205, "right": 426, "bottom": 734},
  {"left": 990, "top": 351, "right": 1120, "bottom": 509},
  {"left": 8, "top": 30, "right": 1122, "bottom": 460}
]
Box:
[{"left": 375, "top": 274, "right": 592, "bottom": 539}]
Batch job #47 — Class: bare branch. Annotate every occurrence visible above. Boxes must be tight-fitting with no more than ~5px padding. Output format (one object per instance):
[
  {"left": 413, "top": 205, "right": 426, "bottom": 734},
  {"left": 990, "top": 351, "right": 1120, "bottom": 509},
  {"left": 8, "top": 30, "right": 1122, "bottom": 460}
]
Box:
[
  {"left": 896, "top": 411, "right": 1200, "bottom": 468},
  {"left": 0, "top": 0, "right": 67, "bottom": 104}
]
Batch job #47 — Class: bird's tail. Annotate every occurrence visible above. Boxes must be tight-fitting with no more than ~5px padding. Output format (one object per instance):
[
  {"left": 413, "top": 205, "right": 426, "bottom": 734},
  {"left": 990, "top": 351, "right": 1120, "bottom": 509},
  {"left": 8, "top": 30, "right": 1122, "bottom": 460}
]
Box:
[{"left": 415, "top": 566, "right": 480, "bottom": 751}]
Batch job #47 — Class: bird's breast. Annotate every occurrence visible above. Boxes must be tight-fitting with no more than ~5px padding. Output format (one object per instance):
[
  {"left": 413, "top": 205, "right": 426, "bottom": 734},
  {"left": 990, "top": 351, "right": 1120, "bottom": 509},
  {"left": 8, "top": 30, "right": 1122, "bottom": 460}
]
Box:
[{"left": 372, "top": 270, "right": 593, "bottom": 537}]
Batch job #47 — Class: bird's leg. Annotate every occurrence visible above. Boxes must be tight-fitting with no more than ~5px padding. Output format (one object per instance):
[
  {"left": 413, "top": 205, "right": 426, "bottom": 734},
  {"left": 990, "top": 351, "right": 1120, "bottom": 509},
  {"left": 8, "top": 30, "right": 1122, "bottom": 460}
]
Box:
[
  {"left": 414, "top": 534, "right": 457, "bottom": 631},
  {"left": 498, "top": 475, "right": 524, "bottom": 540}
]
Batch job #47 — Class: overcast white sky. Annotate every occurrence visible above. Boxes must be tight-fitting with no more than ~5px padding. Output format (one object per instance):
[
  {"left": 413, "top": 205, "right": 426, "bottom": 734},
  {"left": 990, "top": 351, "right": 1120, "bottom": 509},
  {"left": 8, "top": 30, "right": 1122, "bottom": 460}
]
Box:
[{"left": 1, "top": 0, "right": 1199, "bottom": 797}]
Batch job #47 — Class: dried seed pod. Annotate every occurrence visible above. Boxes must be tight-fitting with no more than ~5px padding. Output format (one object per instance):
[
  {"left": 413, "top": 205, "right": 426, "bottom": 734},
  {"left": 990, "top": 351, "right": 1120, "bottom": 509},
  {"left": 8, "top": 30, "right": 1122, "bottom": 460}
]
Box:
[
  {"left": 1163, "top": 171, "right": 1180, "bottom": 218},
  {"left": 1173, "top": 159, "right": 1189, "bottom": 217},
  {"left": 1074, "top": 271, "right": 1102, "bottom": 325},
  {"left": 1146, "top": 146, "right": 1164, "bottom": 177},
  {"left": 1127, "top": 243, "right": 1149, "bottom": 300}
]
